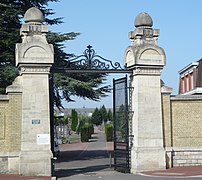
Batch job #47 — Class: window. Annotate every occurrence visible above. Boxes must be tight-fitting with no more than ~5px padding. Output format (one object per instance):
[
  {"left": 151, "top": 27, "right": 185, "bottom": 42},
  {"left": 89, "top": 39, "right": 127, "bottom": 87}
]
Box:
[
  {"left": 190, "top": 73, "right": 193, "bottom": 90},
  {"left": 186, "top": 75, "right": 189, "bottom": 91},
  {"left": 181, "top": 77, "right": 185, "bottom": 93}
]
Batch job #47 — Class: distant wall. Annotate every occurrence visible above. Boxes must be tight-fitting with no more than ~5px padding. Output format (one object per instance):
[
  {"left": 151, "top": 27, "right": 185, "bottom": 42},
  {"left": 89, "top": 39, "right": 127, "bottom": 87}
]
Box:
[
  {"left": 162, "top": 93, "right": 202, "bottom": 168},
  {"left": 55, "top": 108, "right": 113, "bottom": 116}
]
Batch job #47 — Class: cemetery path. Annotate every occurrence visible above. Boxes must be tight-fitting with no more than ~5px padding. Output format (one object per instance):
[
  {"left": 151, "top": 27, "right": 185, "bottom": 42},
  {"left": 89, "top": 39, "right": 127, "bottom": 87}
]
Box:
[{"left": 55, "top": 127, "right": 114, "bottom": 178}]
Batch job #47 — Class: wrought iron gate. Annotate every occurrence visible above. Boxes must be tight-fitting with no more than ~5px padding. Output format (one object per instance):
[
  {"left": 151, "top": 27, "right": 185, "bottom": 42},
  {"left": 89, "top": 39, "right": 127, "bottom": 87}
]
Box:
[
  {"left": 50, "top": 45, "right": 132, "bottom": 175},
  {"left": 113, "top": 76, "right": 130, "bottom": 173}
]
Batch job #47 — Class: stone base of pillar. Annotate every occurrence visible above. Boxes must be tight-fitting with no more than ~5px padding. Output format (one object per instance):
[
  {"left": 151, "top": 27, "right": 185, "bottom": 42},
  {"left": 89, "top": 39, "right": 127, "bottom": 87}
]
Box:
[
  {"left": 0, "top": 152, "right": 20, "bottom": 174},
  {"left": 19, "top": 150, "right": 52, "bottom": 176},
  {"left": 130, "top": 147, "right": 166, "bottom": 174}
]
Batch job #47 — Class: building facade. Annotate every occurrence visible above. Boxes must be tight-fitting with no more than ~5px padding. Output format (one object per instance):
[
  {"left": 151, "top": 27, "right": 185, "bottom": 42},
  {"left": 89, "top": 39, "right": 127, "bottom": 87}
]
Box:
[{"left": 179, "top": 59, "right": 202, "bottom": 95}]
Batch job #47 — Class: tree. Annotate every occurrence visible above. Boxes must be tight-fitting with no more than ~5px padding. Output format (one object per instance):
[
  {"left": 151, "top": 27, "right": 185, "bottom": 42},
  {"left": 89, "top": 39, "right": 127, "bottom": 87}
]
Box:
[
  {"left": 77, "top": 114, "right": 90, "bottom": 134},
  {"left": 0, "top": 1, "right": 110, "bottom": 108},
  {"left": 71, "top": 109, "right": 78, "bottom": 132},
  {"left": 54, "top": 115, "right": 69, "bottom": 126},
  {"left": 107, "top": 109, "right": 113, "bottom": 122},
  {"left": 0, "top": 2, "right": 21, "bottom": 93},
  {"left": 116, "top": 104, "right": 126, "bottom": 140},
  {"left": 91, "top": 108, "right": 102, "bottom": 126},
  {"left": 100, "top": 105, "right": 108, "bottom": 123}
]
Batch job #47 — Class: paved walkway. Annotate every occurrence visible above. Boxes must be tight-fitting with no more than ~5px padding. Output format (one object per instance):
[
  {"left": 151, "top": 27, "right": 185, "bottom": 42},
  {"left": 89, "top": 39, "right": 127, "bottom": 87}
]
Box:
[
  {"left": 55, "top": 127, "right": 114, "bottom": 178},
  {"left": 55, "top": 128, "right": 202, "bottom": 179},
  {"left": 141, "top": 165, "right": 202, "bottom": 177},
  {"left": 0, "top": 174, "right": 51, "bottom": 180}
]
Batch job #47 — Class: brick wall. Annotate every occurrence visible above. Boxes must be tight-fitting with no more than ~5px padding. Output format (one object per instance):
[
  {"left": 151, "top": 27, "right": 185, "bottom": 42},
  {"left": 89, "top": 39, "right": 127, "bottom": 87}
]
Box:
[
  {"left": 0, "top": 92, "right": 22, "bottom": 173},
  {"left": 162, "top": 94, "right": 172, "bottom": 147},
  {"left": 0, "top": 96, "right": 8, "bottom": 141},
  {"left": 162, "top": 94, "right": 202, "bottom": 167},
  {"left": 0, "top": 94, "right": 22, "bottom": 152},
  {"left": 171, "top": 96, "right": 202, "bottom": 147}
]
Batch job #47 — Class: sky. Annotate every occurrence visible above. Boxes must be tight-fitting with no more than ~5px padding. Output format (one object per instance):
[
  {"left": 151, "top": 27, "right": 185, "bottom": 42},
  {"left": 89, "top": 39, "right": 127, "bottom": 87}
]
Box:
[{"left": 48, "top": 0, "right": 202, "bottom": 108}]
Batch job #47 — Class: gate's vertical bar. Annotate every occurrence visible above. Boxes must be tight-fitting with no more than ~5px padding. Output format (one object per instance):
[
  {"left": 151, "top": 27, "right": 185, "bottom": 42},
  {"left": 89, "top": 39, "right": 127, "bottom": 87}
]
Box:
[
  {"left": 124, "top": 75, "right": 130, "bottom": 172},
  {"left": 128, "top": 76, "right": 134, "bottom": 170},
  {"left": 49, "top": 72, "right": 55, "bottom": 176},
  {"left": 113, "top": 78, "right": 117, "bottom": 170}
]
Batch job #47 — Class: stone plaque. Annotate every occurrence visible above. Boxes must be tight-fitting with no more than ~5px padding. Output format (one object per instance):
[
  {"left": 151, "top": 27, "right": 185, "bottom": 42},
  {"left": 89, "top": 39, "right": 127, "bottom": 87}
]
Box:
[
  {"left": 37, "top": 134, "right": 50, "bottom": 145},
  {"left": 32, "top": 119, "right": 40, "bottom": 124}
]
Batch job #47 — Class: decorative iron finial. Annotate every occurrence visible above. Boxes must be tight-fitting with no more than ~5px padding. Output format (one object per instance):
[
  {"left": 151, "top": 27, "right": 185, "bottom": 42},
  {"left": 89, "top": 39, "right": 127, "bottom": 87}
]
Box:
[{"left": 67, "top": 45, "right": 124, "bottom": 70}]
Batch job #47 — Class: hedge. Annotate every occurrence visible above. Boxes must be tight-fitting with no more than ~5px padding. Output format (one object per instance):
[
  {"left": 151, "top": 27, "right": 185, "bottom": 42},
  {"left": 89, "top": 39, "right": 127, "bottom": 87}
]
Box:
[
  {"left": 105, "top": 123, "right": 113, "bottom": 141},
  {"left": 80, "top": 124, "right": 94, "bottom": 142}
]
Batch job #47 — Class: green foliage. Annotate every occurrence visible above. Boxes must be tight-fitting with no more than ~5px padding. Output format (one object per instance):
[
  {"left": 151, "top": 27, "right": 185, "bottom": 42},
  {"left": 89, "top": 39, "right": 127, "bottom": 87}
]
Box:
[
  {"left": 91, "top": 107, "right": 102, "bottom": 125},
  {"left": 0, "top": 1, "right": 110, "bottom": 109},
  {"left": 91, "top": 105, "right": 110, "bottom": 125},
  {"left": 105, "top": 123, "right": 113, "bottom": 142},
  {"left": 64, "top": 116, "right": 69, "bottom": 125},
  {"left": 116, "top": 104, "right": 126, "bottom": 140},
  {"left": 107, "top": 109, "right": 113, "bottom": 122},
  {"left": 100, "top": 105, "right": 108, "bottom": 123},
  {"left": 62, "top": 137, "right": 68, "bottom": 144},
  {"left": 80, "top": 123, "right": 94, "bottom": 142},
  {"left": 77, "top": 119, "right": 85, "bottom": 134},
  {"left": 71, "top": 109, "right": 78, "bottom": 132},
  {"left": 53, "top": 73, "right": 110, "bottom": 109},
  {"left": 54, "top": 115, "right": 69, "bottom": 126},
  {"left": 77, "top": 114, "right": 91, "bottom": 133},
  {"left": 80, "top": 125, "right": 89, "bottom": 142},
  {"left": 0, "top": 4, "right": 21, "bottom": 66},
  {"left": 54, "top": 117, "right": 60, "bottom": 126},
  {"left": 0, "top": 65, "right": 18, "bottom": 94},
  {"left": 89, "top": 124, "right": 94, "bottom": 135},
  {"left": 0, "top": 3, "right": 20, "bottom": 93}
]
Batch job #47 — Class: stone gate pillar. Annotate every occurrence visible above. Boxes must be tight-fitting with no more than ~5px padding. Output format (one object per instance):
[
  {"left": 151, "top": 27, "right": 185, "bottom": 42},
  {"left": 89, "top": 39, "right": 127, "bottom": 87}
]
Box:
[
  {"left": 124, "top": 12, "right": 166, "bottom": 173},
  {"left": 16, "top": 7, "right": 54, "bottom": 176}
]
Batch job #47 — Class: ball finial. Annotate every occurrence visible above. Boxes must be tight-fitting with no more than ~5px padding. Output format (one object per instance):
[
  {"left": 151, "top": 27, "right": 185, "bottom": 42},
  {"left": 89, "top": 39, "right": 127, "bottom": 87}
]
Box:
[
  {"left": 135, "top": 12, "right": 153, "bottom": 28},
  {"left": 24, "top": 7, "right": 44, "bottom": 24}
]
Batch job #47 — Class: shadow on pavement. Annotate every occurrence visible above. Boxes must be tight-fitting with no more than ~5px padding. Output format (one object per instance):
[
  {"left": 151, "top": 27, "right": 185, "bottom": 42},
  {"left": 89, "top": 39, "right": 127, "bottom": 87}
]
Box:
[
  {"left": 55, "top": 164, "right": 112, "bottom": 178},
  {"left": 57, "top": 150, "right": 114, "bottom": 163},
  {"left": 56, "top": 150, "right": 84, "bottom": 162}
]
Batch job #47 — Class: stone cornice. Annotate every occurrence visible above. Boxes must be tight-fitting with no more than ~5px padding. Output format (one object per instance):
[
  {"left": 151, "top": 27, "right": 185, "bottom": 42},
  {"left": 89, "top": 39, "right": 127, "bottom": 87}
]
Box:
[
  {"left": 171, "top": 95, "right": 202, "bottom": 101},
  {"left": 18, "top": 64, "right": 51, "bottom": 74},
  {"left": 0, "top": 95, "right": 9, "bottom": 101},
  {"left": 131, "top": 65, "right": 163, "bottom": 76}
]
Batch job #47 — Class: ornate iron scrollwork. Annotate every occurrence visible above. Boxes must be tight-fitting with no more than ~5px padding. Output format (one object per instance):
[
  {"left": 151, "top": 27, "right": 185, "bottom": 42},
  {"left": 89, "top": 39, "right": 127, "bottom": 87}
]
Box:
[{"left": 67, "top": 45, "right": 124, "bottom": 70}]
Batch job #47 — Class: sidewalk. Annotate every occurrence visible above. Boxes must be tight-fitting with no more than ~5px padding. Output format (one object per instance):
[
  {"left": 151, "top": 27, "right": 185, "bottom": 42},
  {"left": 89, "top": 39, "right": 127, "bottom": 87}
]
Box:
[
  {"left": 141, "top": 165, "right": 202, "bottom": 177},
  {"left": 0, "top": 174, "right": 51, "bottom": 180}
]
